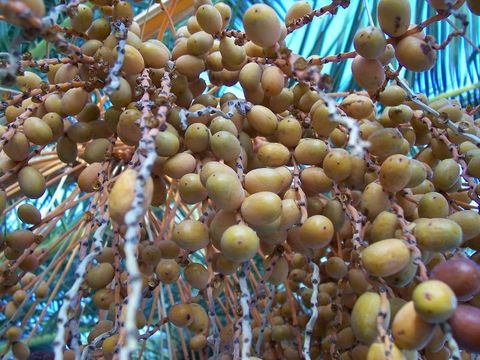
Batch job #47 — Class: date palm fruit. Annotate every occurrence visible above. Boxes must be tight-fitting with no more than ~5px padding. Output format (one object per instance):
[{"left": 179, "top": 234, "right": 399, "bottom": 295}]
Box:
[
  {"left": 413, "top": 218, "right": 463, "bottom": 252},
  {"left": 352, "top": 56, "right": 386, "bottom": 91},
  {"left": 449, "top": 305, "right": 480, "bottom": 353},
  {"left": 108, "top": 169, "right": 154, "bottom": 225},
  {"left": 392, "top": 301, "right": 435, "bottom": 350},
  {"left": 299, "top": 215, "right": 334, "bottom": 249},
  {"left": 351, "top": 292, "right": 390, "bottom": 344},
  {"left": 243, "top": 4, "right": 282, "bottom": 48},
  {"left": 354, "top": 27, "right": 387, "bottom": 59},
  {"left": 431, "top": 258, "right": 480, "bottom": 301},
  {"left": 1, "top": 1, "right": 479, "bottom": 359},
  {"left": 412, "top": 280, "right": 457, "bottom": 323},
  {"left": 395, "top": 36, "right": 437, "bottom": 72},
  {"left": 221, "top": 224, "right": 260, "bottom": 262},
  {"left": 361, "top": 239, "right": 410, "bottom": 277},
  {"left": 377, "top": 0, "right": 411, "bottom": 37}
]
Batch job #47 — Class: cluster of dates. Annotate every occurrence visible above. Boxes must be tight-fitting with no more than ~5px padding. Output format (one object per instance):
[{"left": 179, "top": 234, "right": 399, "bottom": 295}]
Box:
[{"left": 0, "top": 0, "right": 480, "bottom": 359}]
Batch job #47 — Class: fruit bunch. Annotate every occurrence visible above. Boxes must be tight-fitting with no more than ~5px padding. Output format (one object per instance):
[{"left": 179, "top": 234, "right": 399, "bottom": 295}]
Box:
[{"left": 0, "top": 0, "right": 480, "bottom": 359}]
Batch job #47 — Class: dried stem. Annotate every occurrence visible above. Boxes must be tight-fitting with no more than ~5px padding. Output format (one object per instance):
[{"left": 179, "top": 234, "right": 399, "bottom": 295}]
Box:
[{"left": 302, "top": 260, "right": 319, "bottom": 360}]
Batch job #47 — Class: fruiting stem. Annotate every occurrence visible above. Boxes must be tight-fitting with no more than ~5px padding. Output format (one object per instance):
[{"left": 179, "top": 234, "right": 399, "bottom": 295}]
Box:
[
  {"left": 390, "top": 65, "right": 480, "bottom": 146},
  {"left": 104, "top": 21, "right": 128, "bottom": 94},
  {"left": 239, "top": 262, "right": 252, "bottom": 360},
  {"left": 286, "top": 0, "right": 350, "bottom": 34},
  {"left": 362, "top": 0, "right": 375, "bottom": 28},
  {"left": 206, "top": 278, "right": 221, "bottom": 358},
  {"left": 303, "top": 260, "right": 319, "bottom": 360},
  {"left": 319, "top": 92, "right": 370, "bottom": 157},
  {"left": 441, "top": 322, "right": 462, "bottom": 360},
  {"left": 376, "top": 290, "right": 393, "bottom": 360},
  {"left": 255, "top": 284, "right": 274, "bottom": 355},
  {"left": 119, "top": 111, "right": 157, "bottom": 360},
  {"left": 52, "top": 219, "right": 108, "bottom": 360}
]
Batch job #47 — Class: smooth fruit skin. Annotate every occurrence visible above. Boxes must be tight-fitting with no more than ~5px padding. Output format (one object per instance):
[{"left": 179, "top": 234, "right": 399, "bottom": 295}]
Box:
[
  {"left": 447, "top": 210, "right": 480, "bottom": 241},
  {"left": 172, "top": 219, "right": 210, "bottom": 252},
  {"left": 369, "top": 211, "right": 398, "bottom": 243},
  {"left": 351, "top": 292, "right": 390, "bottom": 345},
  {"left": 449, "top": 304, "right": 480, "bottom": 353},
  {"left": 361, "top": 182, "right": 390, "bottom": 220},
  {"left": 351, "top": 56, "right": 386, "bottom": 91},
  {"left": 168, "top": 304, "right": 194, "bottom": 327},
  {"left": 395, "top": 36, "right": 437, "bottom": 72},
  {"left": 412, "top": 280, "right": 457, "bottom": 323},
  {"left": 414, "top": 218, "right": 463, "bottom": 252},
  {"left": 431, "top": 258, "right": 480, "bottom": 301},
  {"left": 18, "top": 166, "right": 46, "bottom": 199},
  {"left": 299, "top": 215, "right": 334, "bottom": 249},
  {"left": 379, "top": 154, "right": 412, "bottom": 192},
  {"left": 367, "top": 342, "right": 404, "bottom": 360},
  {"left": 86, "top": 263, "right": 115, "bottom": 289},
  {"left": 206, "top": 172, "right": 245, "bottom": 211},
  {"left": 361, "top": 239, "right": 410, "bottom": 277},
  {"left": 240, "top": 191, "right": 282, "bottom": 226},
  {"left": 377, "top": 0, "right": 411, "bottom": 37},
  {"left": 354, "top": 26, "right": 386, "bottom": 59},
  {"left": 392, "top": 301, "right": 435, "bottom": 350},
  {"left": 220, "top": 224, "right": 260, "bottom": 262},
  {"left": 108, "top": 169, "right": 154, "bottom": 225},
  {"left": 243, "top": 4, "right": 282, "bottom": 48}
]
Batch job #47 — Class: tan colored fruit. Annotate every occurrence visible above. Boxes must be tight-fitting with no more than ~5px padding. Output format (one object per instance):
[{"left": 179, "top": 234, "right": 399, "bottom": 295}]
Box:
[
  {"left": 395, "top": 36, "right": 437, "bottom": 72},
  {"left": 206, "top": 172, "right": 245, "bottom": 211},
  {"left": 196, "top": 5, "right": 223, "bottom": 35},
  {"left": 187, "top": 303, "right": 209, "bottom": 334},
  {"left": 299, "top": 215, "right": 334, "bottom": 249},
  {"left": 414, "top": 218, "right": 462, "bottom": 252},
  {"left": 18, "top": 166, "right": 46, "bottom": 199},
  {"left": 172, "top": 219, "right": 209, "bottom": 252},
  {"left": 351, "top": 292, "right": 390, "bottom": 345},
  {"left": 155, "top": 259, "right": 181, "bottom": 283},
  {"left": 379, "top": 154, "right": 412, "bottom": 192},
  {"left": 108, "top": 169, "right": 154, "bottom": 225},
  {"left": 377, "top": 0, "right": 411, "bottom": 37},
  {"left": 261, "top": 66, "right": 284, "bottom": 97},
  {"left": 244, "top": 168, "right": 284, "bottom": 194},
  {"left": 12, "top": 342, "right": 30, "bottom": 360},
  {"left": 323, "top": 149, "right": 352, "bottom": 181},
  {"left": 412, "top": 280, "right": 457, "bottom": 323},
  {"left": 369, "top": 211, "right": 398, "bottom": 243},
  {"left": 351, "top": 56, "right": 386, "bottom": 91},
  {"left": 366, "top": 342, "right": 404, "bottom": 360},
  {"left": 61, "top": 88, "right": 88, "bottom": 115},
  {"left": 285, "top": 1, "right": 312, "bottom": 25},
  {"left": 392, "top": 301, "right": 435, "bottom": 350},
  {"left": 246, "top": 105, "right": 278, "bottom": 136},
  {"left": 221, "top": 224, "right": 259, "bottom": 262},
  {"left": 361, "top": 182, "right": 390, "bottom": 220},
  {"left": 184, "top": 263, "right": 208, "bottom": 289},
  {"left": 168, "top": 304, "right": 194, "bottom": 327},
  {"left": 243, "top": 4, "right": 282, "bottom": 48},
  {"left": 6, "top": 230, "right": 35, "bottom": 251},
  {"left": 4, "top": 133, "right": 29, "bottom": 162},
  {"left": 354, "top": 27, "right": 386, "bottom": 59},
  {"left": 361, "top": 239, "right": 410, "bottom": 277},
  {"left": 241, "top": 191, "right": 282, "bottom": 226},
  {"left": 86, "top": 263, "right": 114, "bottom": 289}
]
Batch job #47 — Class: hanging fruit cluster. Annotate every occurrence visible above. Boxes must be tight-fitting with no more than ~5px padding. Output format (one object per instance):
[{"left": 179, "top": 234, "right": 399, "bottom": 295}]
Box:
[{"left": 0, "top": 0, "right": 480, "bottom": 359}]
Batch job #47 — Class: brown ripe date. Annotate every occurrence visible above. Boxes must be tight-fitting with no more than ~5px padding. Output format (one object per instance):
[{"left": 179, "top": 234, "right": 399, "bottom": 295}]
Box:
[
  {"left": 431, "top": 258, "right": 480, "bottom": 301},
  {"left": 449, "top": 305, "right": 480, "bottom": 353}
]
